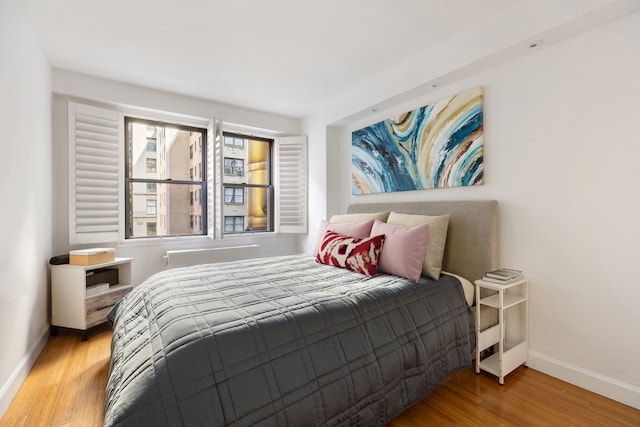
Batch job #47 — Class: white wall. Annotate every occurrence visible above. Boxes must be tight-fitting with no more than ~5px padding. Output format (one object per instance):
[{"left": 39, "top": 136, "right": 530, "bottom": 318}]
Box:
[
  {"left": 307, "top": 12, "right": 640, "bottom": 408},
  {"left": 52, "top": 71, "right": 305, "bottom": 285},
  {"left": 0, "top": 0, "right": 52, "bottom": 418}
]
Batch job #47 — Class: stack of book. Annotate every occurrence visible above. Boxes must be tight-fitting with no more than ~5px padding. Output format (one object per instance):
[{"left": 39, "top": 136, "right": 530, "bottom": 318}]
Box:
[{"left": 482, "top": 268, "right": 524, "bottom": 284}]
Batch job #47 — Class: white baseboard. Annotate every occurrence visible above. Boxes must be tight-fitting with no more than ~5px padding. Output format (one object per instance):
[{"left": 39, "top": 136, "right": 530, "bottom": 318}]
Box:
[
  {"left": 0, "top": 324, "right": 50, "bottom": 419},
  {"left": 528, "top": 351, "right": 640, "bottom": 410}
]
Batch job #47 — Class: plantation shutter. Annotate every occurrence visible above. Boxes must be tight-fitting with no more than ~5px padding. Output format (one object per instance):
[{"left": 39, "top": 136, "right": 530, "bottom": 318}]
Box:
[
  {"left": 275, "top": 136, "right": 307, "bottom": 233},
  {"left": 206, "top": 117, "right": 215, "bottom": 238},
  {"left": 213, "top": 119, "right": 225, "bottom": 239},
  {"left": 68, "top": 102, "right": 120, "bottom": 244}
]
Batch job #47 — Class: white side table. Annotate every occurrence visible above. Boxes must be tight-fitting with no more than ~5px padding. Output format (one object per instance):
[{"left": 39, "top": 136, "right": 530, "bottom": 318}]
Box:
[
  {"left": 51, "top": 257, "right": 133, "bottom": 340},
  {"left": 475, "top": 277, "right": 528, "bottom": 384}
]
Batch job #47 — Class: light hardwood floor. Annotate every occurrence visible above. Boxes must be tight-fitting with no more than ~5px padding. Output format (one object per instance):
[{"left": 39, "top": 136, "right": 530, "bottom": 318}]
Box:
[{"left": 1, "top": 324, "right": 639, "bottom": 426}]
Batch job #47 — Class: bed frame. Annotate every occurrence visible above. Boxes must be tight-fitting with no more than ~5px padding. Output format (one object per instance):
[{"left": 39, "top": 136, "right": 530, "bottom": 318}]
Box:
[{"left": 347, "top": 200, "right": 499, "bottom": 282}]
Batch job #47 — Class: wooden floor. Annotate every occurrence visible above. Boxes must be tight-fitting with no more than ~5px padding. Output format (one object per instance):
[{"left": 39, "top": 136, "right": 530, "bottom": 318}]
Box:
[{"left": 1, "top": 325, "right": 639, "bottom": 426}]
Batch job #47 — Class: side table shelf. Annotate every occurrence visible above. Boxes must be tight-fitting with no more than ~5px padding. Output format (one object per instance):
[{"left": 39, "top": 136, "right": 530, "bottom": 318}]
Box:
[
  {"left": 475, "top": 277, "right": 528, "bottom": 384},
  {"left": 51, "top": 257, "right": 133, "bottom": 340}
]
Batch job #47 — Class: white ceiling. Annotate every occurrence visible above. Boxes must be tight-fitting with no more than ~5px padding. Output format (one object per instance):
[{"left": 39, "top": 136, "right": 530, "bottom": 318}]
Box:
[{"left": 18, "top": 0, "right": 638, "bottom": 119}]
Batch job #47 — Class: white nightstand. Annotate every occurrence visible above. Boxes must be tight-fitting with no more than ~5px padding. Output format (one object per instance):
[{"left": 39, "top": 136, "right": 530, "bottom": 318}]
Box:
[
  {"left": 475, "top": 277, "right": 528, "bottom": 384},
  {"left": 51, "top": 258, "right": 133, "bottom": 340}
]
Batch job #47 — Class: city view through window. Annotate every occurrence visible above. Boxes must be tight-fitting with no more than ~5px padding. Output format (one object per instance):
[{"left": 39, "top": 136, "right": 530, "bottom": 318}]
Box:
[{"left": 125, "top": 119, "right": 273, "bottom": 238}]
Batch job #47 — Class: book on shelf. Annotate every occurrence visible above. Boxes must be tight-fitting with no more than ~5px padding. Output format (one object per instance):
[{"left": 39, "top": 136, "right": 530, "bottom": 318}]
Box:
[
  {"left": 86, "top": 282, "right": 110, "bottom": 297},
  {"left": 482, "top": 268, "right": 524, "bottom": 284}
]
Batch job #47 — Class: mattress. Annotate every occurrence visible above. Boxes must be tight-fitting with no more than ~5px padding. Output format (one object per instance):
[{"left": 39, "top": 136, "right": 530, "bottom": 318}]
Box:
[{"left": 105, "top": 255, "right": 475, "bottom": 426}]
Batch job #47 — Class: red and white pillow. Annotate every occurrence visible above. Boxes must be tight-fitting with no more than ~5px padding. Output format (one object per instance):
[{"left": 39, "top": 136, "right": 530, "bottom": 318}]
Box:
[
  {"left": 316, "top": 231, "right": 385, "bottom": 278},
  {"left": 313, "top": 219, "right": 375, "bottom": 256}
]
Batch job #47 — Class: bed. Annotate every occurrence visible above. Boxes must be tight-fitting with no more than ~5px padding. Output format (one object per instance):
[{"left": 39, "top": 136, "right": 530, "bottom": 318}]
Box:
[{"left": 104, "top": 200, "right": 498, "bottom": 426}]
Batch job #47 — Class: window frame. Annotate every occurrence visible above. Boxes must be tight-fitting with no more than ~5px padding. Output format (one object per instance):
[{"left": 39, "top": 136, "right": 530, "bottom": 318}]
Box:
[{"left": 124, "top": 116, "right": 208, "bottom": 240}]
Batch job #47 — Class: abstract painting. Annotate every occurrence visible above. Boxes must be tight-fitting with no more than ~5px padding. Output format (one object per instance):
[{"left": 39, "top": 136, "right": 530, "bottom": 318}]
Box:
[{"left": 352, "top": 87, "right": 484, "bottom": 195}]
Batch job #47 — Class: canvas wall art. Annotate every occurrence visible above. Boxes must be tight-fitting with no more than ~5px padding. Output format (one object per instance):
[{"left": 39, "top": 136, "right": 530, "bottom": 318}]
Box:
[{"left": 352, "top": 87, "right": 484, "bottom": 195}]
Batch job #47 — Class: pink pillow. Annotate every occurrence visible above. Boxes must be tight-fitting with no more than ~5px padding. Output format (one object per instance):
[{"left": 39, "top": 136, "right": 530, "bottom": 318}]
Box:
[
  {"left": 313, "top": 219, "right": 375, "bottom": 255},
  {"left": 370, "top": 220, "right": 429, "bottom": 282},
  {"left": 316, "top": 231, "right": 385, "bottom": 277}
]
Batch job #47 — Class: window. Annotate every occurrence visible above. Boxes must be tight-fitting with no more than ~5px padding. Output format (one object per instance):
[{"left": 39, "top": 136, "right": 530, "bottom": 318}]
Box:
[
  {"left": 146, "top": 158, "right": 156, "bottom": 173},
  {"left": 224, "top": 136, "right": 245, "bottom": 148},
  {"left": 219, "top": 132, "right": 273, "bottom": 234},
  {"left": 224, "top": 187, "right": 244, "bottom": 204},
  {"left": 125, "top": 117, "right": 207, "bottom": 239},
  {"left": 146, "top": 199, "right": 157, "bottom": 215},
  {"left": 68, "top": 101, "right": 307, "bottom": 244},
  {"left": 224, "top": 216, "right": 244, "bottom": 233},
  {"left": 147, "top": 222, "right": 157, "bottom": 236},
  {"left": 224, "top": 158, "right": 244, "bottom": 176}
]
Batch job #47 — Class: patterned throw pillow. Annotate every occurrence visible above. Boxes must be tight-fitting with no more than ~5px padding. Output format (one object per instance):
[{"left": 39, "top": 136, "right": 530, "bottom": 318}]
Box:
[
  {"left": 316, "top": 231, "right": 385, "bottom": 277},
  {"left": 313, "top": 219, "right": 375, "bottom": 256}
]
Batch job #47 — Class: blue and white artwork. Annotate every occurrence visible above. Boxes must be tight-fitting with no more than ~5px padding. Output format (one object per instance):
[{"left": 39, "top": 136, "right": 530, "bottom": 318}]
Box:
[{"left": 352, "top": 87, "right": 484, "bottom": 195}]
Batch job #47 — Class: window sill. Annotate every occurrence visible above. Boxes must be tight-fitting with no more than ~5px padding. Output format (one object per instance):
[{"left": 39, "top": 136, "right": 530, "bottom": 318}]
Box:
[{"left": 117, "top": 231, "right": 283, "bottom": 248}]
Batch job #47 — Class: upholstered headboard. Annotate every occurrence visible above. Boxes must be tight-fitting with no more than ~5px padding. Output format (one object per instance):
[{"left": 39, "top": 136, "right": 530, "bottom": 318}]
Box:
[{"left": 347, "top": 200, "right": 498, "bottom": 282}]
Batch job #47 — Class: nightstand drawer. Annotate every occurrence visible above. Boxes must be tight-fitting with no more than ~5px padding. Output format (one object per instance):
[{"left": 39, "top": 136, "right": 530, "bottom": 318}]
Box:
[
  {"left": 86, "top": 306, "right": 114, "bottom": 328},
  {"left": 85, "top": 286, "right": 132, "bottom": 327}
]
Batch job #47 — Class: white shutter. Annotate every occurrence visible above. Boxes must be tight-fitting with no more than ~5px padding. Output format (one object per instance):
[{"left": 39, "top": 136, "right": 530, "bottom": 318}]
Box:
[
  {"left": 68, "top": 102, "right": 120, "bottom": 244},
  {"left": 206, "top": 117, "right": 215, "bottom": 238},
  {"left": 275, "top": 136, "right": 307, "bottom": 233},
  {"left": 213, "top": 119, "right": 225, "bottom": 238}
]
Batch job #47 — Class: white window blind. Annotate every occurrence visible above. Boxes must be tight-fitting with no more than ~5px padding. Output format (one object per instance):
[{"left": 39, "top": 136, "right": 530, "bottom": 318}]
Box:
[
  {"left": 68, "top": 102, "right": 120, "bottom": 244},
  {"left": 275, "top": 136, "right": 307, "bottom": 233}
]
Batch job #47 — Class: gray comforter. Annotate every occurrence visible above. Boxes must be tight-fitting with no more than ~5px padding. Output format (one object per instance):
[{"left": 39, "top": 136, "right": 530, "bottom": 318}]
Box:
[{"left": 105, "top": 255, "right": 474, "bottom": 426}]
